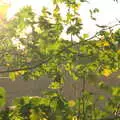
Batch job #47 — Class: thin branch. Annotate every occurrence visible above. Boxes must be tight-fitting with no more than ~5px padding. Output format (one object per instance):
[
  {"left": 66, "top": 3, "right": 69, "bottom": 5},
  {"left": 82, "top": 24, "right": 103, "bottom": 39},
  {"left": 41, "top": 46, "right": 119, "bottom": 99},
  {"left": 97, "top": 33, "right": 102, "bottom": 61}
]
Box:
[
  {"left": 0, "top": 23, "right": 120, "bottom": 74},
  {"left": 0, "top": 41, "right": 83, "bottom": 74}
]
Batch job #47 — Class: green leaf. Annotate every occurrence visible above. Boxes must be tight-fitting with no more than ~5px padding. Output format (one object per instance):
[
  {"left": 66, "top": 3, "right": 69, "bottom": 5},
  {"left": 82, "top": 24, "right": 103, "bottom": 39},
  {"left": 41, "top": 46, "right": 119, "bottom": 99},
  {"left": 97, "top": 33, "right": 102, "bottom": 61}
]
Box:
[
  {"left": 83, "top": 33, "right": 89, "bottom": 39},
  {"left": 112, "top": 87, "right": 120, "bottom": 96},
  {"left": 0, "top": 87, "right": 6, "bottom": 107},
  {"left": 49, "top": 82, "right": 61, "bottom": 89},
  {"left": 30, "top": 109, "right": 40, "bottom": 120},
  {"left": 98, "top": 95, "right": 105, "bottom": 101},
  {"left": 9, "top": 72, "right": 16, "bottom": 81},
  {"left": 93, "top": 8, "right": 99, "bottom": 13}
]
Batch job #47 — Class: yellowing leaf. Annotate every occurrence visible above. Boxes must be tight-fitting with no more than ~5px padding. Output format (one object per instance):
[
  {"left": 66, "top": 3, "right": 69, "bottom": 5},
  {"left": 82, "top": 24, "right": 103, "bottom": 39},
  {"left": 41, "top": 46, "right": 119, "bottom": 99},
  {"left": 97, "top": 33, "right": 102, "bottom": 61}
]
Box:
[
  {"left": 6, "top": 63, "right": 10, "bottom": 67},
  {"left": 117, "top": 50, "right": 120, "bottom": 54},
  {"left": 72, "top": 116, "right": 77, "bottom": 120},
  {"left": 68, "top": 100, "right": 76, "bottom": 107},
  {"left": 96, "top": 41, "right": 110, "bottom": 47},
  {"left": 14, "top": 70, "right": 25, "bottom": 76},
  {"left": 102, "top": 69, "right": 112, "bottom": 77},
  {"left": 102, "top": 41, "right": 110, "bottom": 47}
]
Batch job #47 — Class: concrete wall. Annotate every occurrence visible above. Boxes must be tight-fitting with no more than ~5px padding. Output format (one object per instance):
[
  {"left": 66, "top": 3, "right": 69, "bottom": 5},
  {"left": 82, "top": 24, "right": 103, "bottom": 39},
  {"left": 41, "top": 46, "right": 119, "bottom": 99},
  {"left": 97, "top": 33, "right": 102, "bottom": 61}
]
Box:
[{"left": 0, "top": 71, "right": 120, "bottom": 106}]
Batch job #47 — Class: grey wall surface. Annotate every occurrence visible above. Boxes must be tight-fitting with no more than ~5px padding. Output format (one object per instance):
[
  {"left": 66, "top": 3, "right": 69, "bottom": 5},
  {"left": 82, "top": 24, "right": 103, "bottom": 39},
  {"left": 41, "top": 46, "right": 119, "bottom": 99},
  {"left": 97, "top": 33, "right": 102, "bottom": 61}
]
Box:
[{"left": 0, "top": 71, "right": 120, "bottom": 106}]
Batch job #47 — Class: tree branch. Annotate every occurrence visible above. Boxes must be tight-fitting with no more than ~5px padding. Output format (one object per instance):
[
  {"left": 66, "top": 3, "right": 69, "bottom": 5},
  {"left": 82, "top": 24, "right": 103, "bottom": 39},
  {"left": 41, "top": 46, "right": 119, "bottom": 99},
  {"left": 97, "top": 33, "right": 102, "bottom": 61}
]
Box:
[{"left": 0, "top": 23, "right": 120, "bottom": 74}]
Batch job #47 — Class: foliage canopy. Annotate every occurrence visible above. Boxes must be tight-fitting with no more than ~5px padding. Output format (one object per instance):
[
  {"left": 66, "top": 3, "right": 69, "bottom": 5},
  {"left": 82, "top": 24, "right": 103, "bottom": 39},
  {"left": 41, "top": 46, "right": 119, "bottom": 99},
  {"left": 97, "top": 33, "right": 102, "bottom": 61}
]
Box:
[{"left": 0, "top": 0, "right": 120, "bottom": 119}]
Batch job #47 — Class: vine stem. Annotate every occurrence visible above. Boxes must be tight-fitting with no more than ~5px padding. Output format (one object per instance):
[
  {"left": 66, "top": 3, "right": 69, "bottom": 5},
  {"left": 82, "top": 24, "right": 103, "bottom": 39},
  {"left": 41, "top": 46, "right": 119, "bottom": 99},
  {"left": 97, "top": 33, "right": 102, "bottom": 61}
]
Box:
[
  {"left": 82, "top": 71, "right": 86, "bottom": 120},
  {"left": 77, "top": 70, "right": 87, "bottom": 120}
]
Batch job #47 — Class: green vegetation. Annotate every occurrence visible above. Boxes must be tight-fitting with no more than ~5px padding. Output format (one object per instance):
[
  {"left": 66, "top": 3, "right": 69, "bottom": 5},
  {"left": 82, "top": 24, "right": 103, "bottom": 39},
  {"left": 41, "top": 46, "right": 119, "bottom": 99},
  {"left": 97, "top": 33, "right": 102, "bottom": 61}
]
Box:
[{"left": 0, "top": 0, "right": 120, "bottom": 119}]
